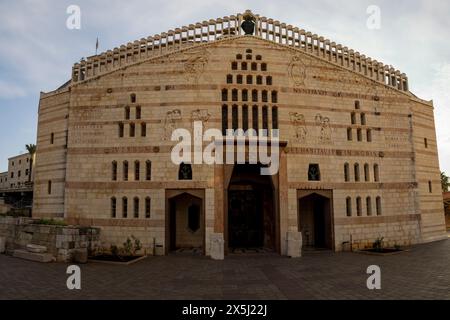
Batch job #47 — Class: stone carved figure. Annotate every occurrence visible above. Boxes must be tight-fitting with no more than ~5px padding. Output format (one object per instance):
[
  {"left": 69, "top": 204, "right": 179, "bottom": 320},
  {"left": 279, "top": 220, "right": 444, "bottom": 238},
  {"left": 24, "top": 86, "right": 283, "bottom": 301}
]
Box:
[
  {"left": 191, "top": 109, "right": 211, "bottom": 131},
  {"left": 288, "top": 55, "right": 310, "bottom": 86},
  {"left": 164, "top": 109, "right": 182, "bottom": 140},
  {"left": 289, "top": 112, "right": 308, "bottom": 143},
  {"left": 315, "top": 114, "right": 332, "bottom": 142},
  {"left": 184, "top": 49, "right": 210, "bottom": 83}
]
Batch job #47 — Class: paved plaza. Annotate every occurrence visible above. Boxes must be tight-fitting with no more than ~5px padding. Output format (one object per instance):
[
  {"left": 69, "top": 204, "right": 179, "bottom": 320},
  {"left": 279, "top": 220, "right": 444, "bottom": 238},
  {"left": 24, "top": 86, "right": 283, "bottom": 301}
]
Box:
[{"left": 0, "top": 238, "right": 449, "bottom": 300}]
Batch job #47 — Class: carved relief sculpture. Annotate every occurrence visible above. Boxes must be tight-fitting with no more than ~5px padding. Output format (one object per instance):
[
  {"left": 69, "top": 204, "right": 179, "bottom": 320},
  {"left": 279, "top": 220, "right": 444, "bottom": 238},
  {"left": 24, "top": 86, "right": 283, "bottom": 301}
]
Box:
[
  {"left": 315, "top": 114, "right": 332, "bottom": 142},
  {"left": 184, "top": 49, "right": 210, "bottom": 83},
  {"left": 288, "top": 55, "right": 310, "bottom": 87},
  {"left": 290, "top": 112, "right": 308, "bottom": 143},
  {"left": 164, "top": 109, "right": 182, "bottom": 140},
  {"left": 191, "top": 109, "right": 211, "bottom": 131}
]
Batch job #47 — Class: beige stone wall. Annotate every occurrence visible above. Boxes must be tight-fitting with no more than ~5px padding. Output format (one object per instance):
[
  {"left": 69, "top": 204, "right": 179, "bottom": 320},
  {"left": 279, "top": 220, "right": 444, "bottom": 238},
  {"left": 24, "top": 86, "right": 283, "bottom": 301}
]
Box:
[
  {"left": 33, "top": 35, "right": 447, "bottom": 255},
  {"left": 7, "top": 153, "right": 33, "bottom": 189},
  {"left": 33, "top": 89, "right": 70, "bottom": 218},
  {"left": 0, "top": 172, "right": 7, "bottom": 189}
]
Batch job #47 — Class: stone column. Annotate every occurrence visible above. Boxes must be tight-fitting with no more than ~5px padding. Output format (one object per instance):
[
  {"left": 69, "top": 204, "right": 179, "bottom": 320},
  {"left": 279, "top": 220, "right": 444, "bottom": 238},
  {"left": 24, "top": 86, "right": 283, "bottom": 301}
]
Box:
[
  {"left": 212, "top": 163, "right": 225, "bottom": 260},
  {"left": 279, "top": 149, "right": 288, "bottom": 255}
]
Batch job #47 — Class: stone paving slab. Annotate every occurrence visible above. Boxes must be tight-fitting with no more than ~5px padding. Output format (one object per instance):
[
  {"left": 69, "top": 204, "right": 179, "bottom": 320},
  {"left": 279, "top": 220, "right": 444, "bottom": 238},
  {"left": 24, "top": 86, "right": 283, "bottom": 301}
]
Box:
[{"left": 0, "top": 239, "right": 449, "bottom": 300}]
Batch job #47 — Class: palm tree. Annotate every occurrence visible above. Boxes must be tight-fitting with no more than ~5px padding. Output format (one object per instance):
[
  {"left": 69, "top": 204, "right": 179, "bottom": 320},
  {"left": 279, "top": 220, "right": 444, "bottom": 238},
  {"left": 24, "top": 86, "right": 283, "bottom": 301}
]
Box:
[
  {"left": 25, "top": 144, "right": 36, "bottom": 183},
  {"left": 441, "top": 172, "right": 449, "bottom": 192}
]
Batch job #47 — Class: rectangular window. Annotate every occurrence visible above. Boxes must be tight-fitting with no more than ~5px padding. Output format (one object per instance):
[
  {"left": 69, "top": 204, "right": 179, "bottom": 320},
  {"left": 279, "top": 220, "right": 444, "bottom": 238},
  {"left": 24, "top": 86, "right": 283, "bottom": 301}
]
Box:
[
  {"left": 222, "top": 105, "right": 228, "bottom": 135},
  {"left": 357, "top": 129, "right": 362, "bottom": 142},
  {"left": 272, "top": 107, "right": 278, "bottom": 130},
  {"left": 119, "top": 123, "right": 124, "bottom": 137},
  {"left": 252, "top": 106, "right": 259, "bottom": 134},
  {"left": 141, "top": 123, "right": 146, "bottom": 137},
  {"left": 262, "top": 106, "right": 268, "bottom": 135},
  {"left": 50, "top": 133, "right": 54, "bottom": 144},
  {"left": 366, "top": 129, "right": 372, "bottom": 142},
  {"left": 123, "top": 162, "right": 128, "bottom": 181},
  {"left": 347, "top": 128, "right": 353, "bottom": 141},
  {"left": 48, "top": 180, "right": 52, "bottom": 194},
  {"left": 136, "top": 106, "right": 141, "bottom": 120},
  {"left": 112, "top": 162, "right": 117, "bottom": 181},
  {"left": 428, "top": 181, "right": 432, "bottom": 193},
  {"left": 424, "top": 138, "right": 428, "bottom": 148},
  {"left": 130, "top": 123, "right": 135, "bottom": 137},
  {"left": 232, "top": 105, "right": 238, "bottom": 130}
]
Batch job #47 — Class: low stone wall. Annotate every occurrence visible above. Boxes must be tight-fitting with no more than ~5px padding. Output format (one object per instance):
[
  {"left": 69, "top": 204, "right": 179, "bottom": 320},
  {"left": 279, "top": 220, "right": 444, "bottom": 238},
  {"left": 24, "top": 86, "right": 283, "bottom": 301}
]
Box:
[{"left": 0, "top": 216, "right": 100, "bottom": 262}]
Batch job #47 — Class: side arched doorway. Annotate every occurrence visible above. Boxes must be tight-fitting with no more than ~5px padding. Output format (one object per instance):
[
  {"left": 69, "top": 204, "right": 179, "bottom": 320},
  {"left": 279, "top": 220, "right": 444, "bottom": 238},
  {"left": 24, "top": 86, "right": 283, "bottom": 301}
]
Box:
[
  {"left": 298, "top": 191, "right": 334, "bottom": 250},
  {"left": 166, "top": 191, "right": 204, "bottom": 254}
]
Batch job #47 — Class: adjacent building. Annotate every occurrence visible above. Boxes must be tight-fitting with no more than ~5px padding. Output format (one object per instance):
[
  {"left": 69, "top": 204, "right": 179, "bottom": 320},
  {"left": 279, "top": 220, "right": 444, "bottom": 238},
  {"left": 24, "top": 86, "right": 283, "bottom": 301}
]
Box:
[{"left": 32, "top": 10, "right": 447, "bottom": 258}]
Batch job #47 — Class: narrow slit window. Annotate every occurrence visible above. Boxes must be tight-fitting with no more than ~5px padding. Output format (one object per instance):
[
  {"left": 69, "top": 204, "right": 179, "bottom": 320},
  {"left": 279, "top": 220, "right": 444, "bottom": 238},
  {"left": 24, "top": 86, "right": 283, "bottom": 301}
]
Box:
[
  {"left": 242, "top": 105, "right": 249, "bottom": 131},
  {"left": 136, "top": 106, "right": 141, "bottom": 120},
  {"left": 346, "top": 197, "right": 352, "bottom": 217},
  {"left": 232, "top": 105, "right": 238, "bottom": 130},
  {"left": 112, "top": 161, "right": 117, "bottom": 181},
  {"left": 134, "top": 161, "right": 140, "bottom": 181},
  {"left": 366, "top": 197, "right": 372, "bottom": 216},
  {"left": 111, "top": 197, "right": 117, "bottom": 218},
  {"left": 123, "top": 161, "right": 129, "bottom": 181},
  {"left": 146, "top": 160, "right": 152, "bottom": 181},
  {"left": 145, "top": 197, "right": 151, "bottom": 218},
  {"left": 122, "top": 197, "right": 128, "bottom": 218},
  {"left": 271, "top": 107, "right": 278, "bottom": 130},
  {"left": 354, "top": 163, "right": 360, "bottom": 182},
  {"left": 133, "top": 197, "right": 139, "bottom": 218},
  {"left": 344, "top": 163, "right": 350, "bottom": 182},
  {"left": 252, "top": 106, "right": 259, "bottom": 134},
  {"left": 222, "top": 105, "right": 228, "bottom": 135}
]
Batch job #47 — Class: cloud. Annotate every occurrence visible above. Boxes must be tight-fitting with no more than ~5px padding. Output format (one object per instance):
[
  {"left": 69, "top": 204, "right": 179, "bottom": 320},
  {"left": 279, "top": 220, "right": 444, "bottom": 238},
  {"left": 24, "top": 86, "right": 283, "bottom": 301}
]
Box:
[{"left": 0, "top": 80, "right": 26, "bottom": 99}]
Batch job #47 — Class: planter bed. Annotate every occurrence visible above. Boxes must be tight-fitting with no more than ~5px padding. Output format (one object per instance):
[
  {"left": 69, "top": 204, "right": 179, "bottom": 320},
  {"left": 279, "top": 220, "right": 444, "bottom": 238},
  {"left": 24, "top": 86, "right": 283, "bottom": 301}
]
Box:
[
  {"left": 88, "top": 255, "right": 147, "bottom": 265},
  {"left": 355, "top": 248, "right": 409, "bottom": 256}
]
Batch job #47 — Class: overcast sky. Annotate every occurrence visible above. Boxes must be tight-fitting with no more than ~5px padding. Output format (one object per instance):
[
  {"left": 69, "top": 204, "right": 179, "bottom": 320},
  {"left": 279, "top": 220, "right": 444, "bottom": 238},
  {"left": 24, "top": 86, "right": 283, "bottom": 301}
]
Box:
[{"left": 0, "top": 0, "right": 449, "bottom": 173}]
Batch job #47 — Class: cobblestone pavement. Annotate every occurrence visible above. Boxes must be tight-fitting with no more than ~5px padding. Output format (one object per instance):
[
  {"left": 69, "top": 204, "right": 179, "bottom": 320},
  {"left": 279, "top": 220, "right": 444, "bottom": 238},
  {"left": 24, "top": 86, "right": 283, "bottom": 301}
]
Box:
[{"left": 0, "top": 239, "right": 449, "bottom": 300}]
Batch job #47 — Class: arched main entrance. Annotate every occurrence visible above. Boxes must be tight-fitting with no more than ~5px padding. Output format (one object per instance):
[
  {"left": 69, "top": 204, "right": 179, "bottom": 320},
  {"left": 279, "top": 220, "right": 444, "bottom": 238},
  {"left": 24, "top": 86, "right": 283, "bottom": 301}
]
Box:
[
  {"left": 298, "top": 192, "right": 333, "bottom": 250},
  {"left": 227, "top": 164, "right": 276, "bottom": 252}
]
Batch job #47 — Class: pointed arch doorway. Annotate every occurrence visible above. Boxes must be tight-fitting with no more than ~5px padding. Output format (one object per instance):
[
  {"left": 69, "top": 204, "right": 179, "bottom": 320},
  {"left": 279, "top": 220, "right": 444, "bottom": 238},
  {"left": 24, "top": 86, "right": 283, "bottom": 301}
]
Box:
[{"left": 298, "top": 190, "right": 334, "bottom": 250}]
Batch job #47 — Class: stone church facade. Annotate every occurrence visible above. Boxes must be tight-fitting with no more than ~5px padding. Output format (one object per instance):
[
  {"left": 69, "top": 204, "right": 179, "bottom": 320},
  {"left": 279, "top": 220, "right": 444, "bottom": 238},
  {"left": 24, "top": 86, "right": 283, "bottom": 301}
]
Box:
[{"left": 32, "top": 10, "right": 447, "bottom": 258}]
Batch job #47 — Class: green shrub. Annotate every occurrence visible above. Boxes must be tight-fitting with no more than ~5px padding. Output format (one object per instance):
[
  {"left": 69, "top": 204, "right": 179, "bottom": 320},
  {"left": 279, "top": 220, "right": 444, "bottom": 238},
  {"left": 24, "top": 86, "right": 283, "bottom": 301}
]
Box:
[
  {"left": 34, "top": 218, "right": 67, "bottom": 226},
  {"left": 372, "top": 237, "right": 384, "bottom": 252}
]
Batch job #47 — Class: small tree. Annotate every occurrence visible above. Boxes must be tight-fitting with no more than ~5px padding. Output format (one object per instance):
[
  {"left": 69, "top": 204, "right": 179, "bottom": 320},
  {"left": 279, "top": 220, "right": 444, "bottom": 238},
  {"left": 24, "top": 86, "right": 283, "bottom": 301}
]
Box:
[
  {"left": 441, "top": 172, "right": 449, "bottom": 192},
  {"left": 25, "top": 144, "right": 36, "bottom": 183}
]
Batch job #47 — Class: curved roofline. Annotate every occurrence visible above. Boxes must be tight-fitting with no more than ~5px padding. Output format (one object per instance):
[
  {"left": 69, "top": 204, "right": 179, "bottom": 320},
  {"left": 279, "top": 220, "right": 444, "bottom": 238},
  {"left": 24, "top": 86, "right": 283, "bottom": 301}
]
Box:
[{"left": 71, "top": 10, "right": 409, "bottom": 95}]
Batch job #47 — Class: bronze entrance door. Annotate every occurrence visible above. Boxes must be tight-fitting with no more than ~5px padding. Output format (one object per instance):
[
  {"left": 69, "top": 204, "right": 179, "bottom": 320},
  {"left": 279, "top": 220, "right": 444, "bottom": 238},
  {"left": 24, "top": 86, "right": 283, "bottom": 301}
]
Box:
[{"left": 228, "top": 188, "right": 264, "bottom": 249}]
